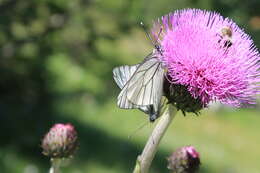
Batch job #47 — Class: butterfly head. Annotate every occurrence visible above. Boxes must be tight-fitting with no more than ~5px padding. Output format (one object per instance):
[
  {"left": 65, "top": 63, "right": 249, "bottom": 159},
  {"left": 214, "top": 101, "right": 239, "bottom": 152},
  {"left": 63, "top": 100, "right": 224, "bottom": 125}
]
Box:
[
  {"left": 149, "top": 113, "right": 158, "bottom": 122},
  {"left": 146, "top": 105, "right": 160, "bottom": 122},
  {"left": 154, "top": 44, "right": 163, "bottom": 56}
]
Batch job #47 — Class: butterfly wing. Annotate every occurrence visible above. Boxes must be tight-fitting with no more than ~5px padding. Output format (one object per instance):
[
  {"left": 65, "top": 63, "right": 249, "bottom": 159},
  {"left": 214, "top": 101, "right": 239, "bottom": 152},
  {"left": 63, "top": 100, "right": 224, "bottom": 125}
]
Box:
[
  {"left": 113, "top": 65, "right": 139, "bottom": 89},
  {"left": 118, "top": 53, "right": 165, "bottom": 114},
  {"left": 113, "top": 65, "right": 140, "bottom": 109},
  {"left": 113, "top": 64, "right": 156, "bottom": 114}
]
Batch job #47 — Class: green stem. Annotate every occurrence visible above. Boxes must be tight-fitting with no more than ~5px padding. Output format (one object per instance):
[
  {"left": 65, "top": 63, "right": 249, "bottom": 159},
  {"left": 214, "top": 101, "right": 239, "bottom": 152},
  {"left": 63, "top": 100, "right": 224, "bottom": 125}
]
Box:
[
  {"left": 133, "top": 105, "right": 177, "bottom": 173},
  {"left": 49, "top": 158, "right": 62, "bottom": 173}
]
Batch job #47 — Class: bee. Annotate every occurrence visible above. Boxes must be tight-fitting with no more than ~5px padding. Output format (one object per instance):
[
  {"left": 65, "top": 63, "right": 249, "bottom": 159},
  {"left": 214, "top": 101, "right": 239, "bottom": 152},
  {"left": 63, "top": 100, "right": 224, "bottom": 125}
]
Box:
[{"left": 218, "top": 26, "right": 233, "bottom": 49}]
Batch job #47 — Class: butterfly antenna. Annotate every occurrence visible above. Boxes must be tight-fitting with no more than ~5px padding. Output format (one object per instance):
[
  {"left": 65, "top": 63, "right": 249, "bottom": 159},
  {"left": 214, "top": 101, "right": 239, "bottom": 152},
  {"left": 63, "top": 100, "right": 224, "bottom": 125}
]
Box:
[
  {"left": 140, "top": 21, "right": 158, "bottom": 46},
  {"left": 156, "top": 27, "right": 163, "bottom": 42},
  {"left": 128, "top": 120, "right": 149, "bottom": 139},
  {"left": 141, "top": 22, "right": 164, "bottom": 54}
]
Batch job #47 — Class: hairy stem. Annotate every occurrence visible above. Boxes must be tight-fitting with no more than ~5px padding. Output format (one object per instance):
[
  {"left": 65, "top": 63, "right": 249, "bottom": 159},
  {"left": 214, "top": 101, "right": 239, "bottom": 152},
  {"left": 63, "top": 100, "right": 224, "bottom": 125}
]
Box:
[
  {"left": 133, "top": 105, "right": 177, "bottom": 173},
  {"left": 49, "top": 158, "right": 62, "bottom": 173}
]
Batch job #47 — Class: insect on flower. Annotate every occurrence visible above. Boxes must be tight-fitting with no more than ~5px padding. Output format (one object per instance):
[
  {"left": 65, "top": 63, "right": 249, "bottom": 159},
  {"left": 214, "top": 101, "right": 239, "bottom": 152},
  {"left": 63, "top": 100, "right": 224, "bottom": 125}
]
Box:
[
  {"left": 157, "top": 9, "right": 260, "bottom": 107},
  {"left": 217, "top": 26, "right": 233, "bottom": 49},
  {"left": 113, "top": 23, "right": 166, "bottom": 122},
  {"left": 113, "top": 9, "right": 260, "bottom": 121}
]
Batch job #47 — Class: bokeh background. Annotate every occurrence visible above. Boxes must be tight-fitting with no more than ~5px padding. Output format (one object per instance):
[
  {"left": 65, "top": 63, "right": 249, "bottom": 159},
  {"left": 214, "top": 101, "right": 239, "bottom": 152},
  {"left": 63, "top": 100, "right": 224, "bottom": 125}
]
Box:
[{"left": 1, "top": 0, "right": 260, "bottom": 172}]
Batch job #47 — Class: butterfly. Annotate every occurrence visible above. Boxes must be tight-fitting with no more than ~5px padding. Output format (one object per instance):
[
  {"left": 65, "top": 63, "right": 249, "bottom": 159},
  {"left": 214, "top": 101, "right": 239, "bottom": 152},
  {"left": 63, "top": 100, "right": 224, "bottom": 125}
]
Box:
[{"left": 113, "top": 49, "right": 166, "bottom": 122}]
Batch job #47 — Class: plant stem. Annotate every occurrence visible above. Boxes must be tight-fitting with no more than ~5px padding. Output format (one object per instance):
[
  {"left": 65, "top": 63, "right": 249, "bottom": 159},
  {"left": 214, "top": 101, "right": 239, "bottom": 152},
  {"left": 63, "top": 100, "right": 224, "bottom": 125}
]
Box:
[
  {"left": 49, "top": 158, "right": 62, "bottom": 173},
  {"left": 133, "top": 105, "right": 177, "bottom": 173}
]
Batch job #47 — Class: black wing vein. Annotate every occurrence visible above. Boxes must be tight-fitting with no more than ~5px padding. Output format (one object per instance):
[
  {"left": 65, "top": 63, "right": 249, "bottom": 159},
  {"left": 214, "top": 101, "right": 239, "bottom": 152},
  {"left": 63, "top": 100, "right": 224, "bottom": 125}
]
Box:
[{"left": 118, "top": 55, "right": 164, "bottom": 109}]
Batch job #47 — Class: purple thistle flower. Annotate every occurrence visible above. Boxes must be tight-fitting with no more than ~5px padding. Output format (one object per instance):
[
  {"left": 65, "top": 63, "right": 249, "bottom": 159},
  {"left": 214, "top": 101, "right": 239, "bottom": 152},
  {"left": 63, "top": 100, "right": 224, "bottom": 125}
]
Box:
[{"left": 151, "top": 9, "right": 260, "bottom": 108}]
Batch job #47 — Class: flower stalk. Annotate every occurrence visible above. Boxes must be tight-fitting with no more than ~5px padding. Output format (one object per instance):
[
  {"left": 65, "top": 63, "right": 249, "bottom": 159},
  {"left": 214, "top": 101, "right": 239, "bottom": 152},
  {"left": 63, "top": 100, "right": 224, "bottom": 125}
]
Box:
[
  {"left": 49, "top": 158, "right": 62, "bottom": 173},
  {"left": 133, "top": 105, "right": 177, "bottom": 173}
]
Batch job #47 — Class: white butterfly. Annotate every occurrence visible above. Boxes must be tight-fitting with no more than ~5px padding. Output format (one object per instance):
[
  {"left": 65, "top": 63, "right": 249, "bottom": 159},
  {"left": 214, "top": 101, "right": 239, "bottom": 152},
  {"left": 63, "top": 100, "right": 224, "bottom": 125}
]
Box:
[{"left": 113, "top": 51, "right": 165, "bottom": 122}]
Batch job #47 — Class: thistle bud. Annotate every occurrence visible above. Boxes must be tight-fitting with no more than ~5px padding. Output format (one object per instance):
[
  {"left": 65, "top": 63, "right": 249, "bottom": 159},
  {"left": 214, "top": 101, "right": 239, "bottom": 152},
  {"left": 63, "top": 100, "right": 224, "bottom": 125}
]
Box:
[
  {"left": 167, "top": 146, "right": 200, "bottom": 173},
  {"left": 164, "top": 80, "right": 204, "bottom": 115},
  {"left": 41, "top": 123, "right": 78, "bottom": 158}
]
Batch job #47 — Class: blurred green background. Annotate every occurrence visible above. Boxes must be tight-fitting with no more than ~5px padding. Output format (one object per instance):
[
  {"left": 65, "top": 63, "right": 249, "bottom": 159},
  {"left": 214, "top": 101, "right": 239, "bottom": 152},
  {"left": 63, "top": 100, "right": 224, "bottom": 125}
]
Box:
[{"left": 0, "top": 0, "right": 260, "bottom": 172}]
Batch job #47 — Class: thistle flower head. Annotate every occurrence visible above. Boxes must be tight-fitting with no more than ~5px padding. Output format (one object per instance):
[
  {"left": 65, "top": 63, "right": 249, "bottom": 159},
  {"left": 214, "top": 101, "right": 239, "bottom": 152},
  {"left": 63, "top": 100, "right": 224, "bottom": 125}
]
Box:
[
  {"left": 152, "top": 9, "right": 260, "bottom": 109},
  {"left": 41, "top": 123, "right": 78, "bottom": 158},
  {"left": 167, "top": 146, "right": 200, "bottom": 173}
]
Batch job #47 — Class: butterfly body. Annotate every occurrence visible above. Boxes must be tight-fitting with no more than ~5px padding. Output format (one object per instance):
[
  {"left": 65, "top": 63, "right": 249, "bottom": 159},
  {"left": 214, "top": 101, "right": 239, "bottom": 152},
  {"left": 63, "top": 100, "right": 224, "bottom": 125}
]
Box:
[
  {"left": 138, "top": 104, "right": 158, "bottom": 122},
  {"left": 113, "top": 51, "right": 165, "bottom": 122}
]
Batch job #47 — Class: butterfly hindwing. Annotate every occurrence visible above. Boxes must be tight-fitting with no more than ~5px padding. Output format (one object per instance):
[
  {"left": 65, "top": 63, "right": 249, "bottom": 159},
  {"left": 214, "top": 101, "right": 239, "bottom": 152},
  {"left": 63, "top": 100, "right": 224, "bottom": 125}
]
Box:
[
  {"left": 113, "top": 65, "right": 139, "bottom": 89},
  {"left": 113, "top": 65, "right": 139, "bottom": 109}
]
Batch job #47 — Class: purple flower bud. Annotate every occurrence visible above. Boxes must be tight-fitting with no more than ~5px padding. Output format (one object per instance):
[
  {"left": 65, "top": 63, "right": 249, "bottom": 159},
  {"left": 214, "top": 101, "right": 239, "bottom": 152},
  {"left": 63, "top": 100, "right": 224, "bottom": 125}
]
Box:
[
  {"left": 41, "top": 123, "right": 78, "bottom": 158},
  {"left": 167, "top": 146, "right": 200, "bottom": 173}
]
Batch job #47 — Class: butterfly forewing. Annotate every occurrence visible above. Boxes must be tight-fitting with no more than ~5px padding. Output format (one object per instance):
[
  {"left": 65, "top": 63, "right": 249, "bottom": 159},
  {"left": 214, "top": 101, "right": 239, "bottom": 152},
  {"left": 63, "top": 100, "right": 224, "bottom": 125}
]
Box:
[
  {"left": 126, "top": 55, "right": 164, "bottom": 107},
  {"left": 118, "top": 54, "right": 164, "bottom": 112}
]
